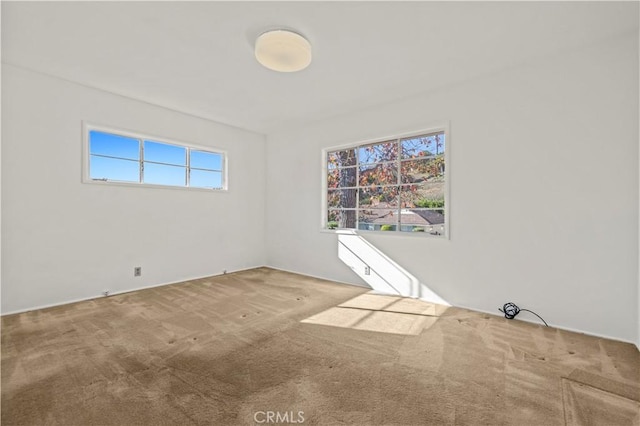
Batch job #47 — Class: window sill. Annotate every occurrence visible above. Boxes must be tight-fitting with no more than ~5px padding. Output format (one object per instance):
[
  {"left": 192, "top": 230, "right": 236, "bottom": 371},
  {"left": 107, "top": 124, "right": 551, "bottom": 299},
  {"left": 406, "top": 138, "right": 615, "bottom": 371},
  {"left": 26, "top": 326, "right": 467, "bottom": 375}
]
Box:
[
  {"left": 320, "top": 228, "right": 449, "bottom": 239},
  {"left": 81, "top": 178, "right": 228, "bottom": 193}
]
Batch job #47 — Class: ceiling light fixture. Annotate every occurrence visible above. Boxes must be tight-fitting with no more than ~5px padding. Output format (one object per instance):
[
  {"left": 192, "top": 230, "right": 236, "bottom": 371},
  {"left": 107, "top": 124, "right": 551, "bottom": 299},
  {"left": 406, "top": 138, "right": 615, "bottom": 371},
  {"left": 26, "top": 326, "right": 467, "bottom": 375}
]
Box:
[{"left": 254, "top": 29, "right": 312, "bottom": 72}]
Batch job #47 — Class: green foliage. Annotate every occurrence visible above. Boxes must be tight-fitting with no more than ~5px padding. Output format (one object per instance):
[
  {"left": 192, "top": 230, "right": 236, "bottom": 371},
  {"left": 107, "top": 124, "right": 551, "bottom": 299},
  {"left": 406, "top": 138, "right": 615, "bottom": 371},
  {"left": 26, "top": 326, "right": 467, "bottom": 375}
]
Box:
[
  {"left": 380, "top": 224, "right": 394, "bottom": 231},
  {"left": 412, "top": 227, "right": 425, "bottom": 232},
  {"left": 414, "top": 198, "right": 445, "bottom": 208},
  {"left": 327, "top": 221, "right": 338, "bottom": 230}
]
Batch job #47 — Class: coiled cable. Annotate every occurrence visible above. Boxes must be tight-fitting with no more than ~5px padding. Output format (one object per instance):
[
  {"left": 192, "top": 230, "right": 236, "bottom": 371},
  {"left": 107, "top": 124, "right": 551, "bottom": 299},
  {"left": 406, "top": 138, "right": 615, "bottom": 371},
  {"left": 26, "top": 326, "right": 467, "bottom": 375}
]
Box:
[{"left": 499, "top": 302, "right": 548, "bottom": 327}]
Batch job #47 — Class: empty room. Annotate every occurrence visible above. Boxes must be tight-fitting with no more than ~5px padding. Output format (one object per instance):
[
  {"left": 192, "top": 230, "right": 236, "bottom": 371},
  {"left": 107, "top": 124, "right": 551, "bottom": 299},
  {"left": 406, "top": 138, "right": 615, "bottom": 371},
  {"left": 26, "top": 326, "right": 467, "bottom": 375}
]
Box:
[{"left": 1, "top": 1, "right": 639, "bottom": 425}]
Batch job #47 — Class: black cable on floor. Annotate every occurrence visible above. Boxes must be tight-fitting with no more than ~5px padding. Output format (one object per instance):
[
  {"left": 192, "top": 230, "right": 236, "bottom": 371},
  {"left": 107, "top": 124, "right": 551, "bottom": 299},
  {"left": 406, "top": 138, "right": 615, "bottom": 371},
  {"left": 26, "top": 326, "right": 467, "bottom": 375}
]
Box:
[{"left": 499, "top": 302, "right": 548, "bottom": 327}]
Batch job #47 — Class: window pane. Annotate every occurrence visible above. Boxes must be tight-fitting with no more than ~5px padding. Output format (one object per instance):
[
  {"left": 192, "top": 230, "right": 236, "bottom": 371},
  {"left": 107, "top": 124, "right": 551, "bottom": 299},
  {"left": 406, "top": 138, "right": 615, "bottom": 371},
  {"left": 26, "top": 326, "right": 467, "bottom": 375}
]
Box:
[
  {"left": 400, "top": 158, "right": 445, "bottom": 183},
  {"left": 90, "top": 130, "right": 139, "bottom": 160},
  {"left": 400, "top": 183, "right": 445, "bottom": 209},
  {"left": 401, "top": 133, "right": 445, "bottom": 159},
  {"left": 90, "top": 155, "right": 139, "bottom": 182},
  {"left": 190, "top": 169, "right": 223, "bottom": 189},
  {"left": 144, "top": 163, "right": 186, "bottom": 186},
  {"left": 359, "top": 186, "right": 398, "bottom": 208},
  {"left": 399, "top": 208, "right": 445, "bottom": 228},
  {"left": 328, "top": 149, "right": 356, "bottom": 168},
  {"left": 399, "top": 222, "right": 445, "bottom": 235},
  {"left": 436, "top": 133, "right": 445, "bottom": 155},
  {"left": 358, "top": 141, "right": 397, "bottom": 164},
  {"left": 359, "top": 162, "right": 398, "bottom": 186},
  {"left": 327, "top": 209, "right": 357, "bottom": 229},
  {"left": 191, "top": 150, "right": 222, "bottom": 170},
  {"left": 401, "top": 225, "right": 427, "bottom": 233},
  {"left": 144, "top": 141, "right": 186, "bottom": 166},
  {"left": 328, "top": 167, "right": 357, "bottom": 189},
  {"left": 358, "top": 209, "right": 397, "bottom": 231},
  {"left": 328, "top": 189, "right": 357, "bottom": 209}
]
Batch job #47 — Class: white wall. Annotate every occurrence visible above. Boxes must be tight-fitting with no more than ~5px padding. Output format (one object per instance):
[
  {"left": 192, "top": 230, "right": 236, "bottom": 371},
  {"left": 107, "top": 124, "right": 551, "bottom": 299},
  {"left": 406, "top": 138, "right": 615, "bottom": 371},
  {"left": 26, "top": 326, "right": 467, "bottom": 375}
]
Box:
[
  {"left": 266, "top": 33, "right": 639, "bottom": 343},
  {"left": 1, "top": 65, "right": 266, "bottom": 314}
]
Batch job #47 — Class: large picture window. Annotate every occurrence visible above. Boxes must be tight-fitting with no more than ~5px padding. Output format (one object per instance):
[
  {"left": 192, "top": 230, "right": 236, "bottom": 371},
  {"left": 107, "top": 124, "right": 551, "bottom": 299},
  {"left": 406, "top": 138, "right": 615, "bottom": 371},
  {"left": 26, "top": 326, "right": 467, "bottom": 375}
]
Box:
[
  {"left": 85, "top": 124, "right": 226, "bottom": 190},
  {"left": 325, "top": 130, "right": 447, "bottom": 236}
]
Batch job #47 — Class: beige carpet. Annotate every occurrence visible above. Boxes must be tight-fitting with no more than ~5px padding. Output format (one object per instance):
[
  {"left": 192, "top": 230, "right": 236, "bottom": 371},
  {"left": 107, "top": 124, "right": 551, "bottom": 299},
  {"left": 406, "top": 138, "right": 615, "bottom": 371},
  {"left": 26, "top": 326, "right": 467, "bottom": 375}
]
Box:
[{"left": 2, "top": 267, "right": 638, "bottom": 425}]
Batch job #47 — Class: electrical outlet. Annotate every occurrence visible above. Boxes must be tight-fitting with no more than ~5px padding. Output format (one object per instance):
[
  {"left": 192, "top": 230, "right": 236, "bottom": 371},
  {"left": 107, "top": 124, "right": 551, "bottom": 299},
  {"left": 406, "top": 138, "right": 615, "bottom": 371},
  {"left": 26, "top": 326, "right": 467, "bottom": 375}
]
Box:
[
  {"left": 364, "top": 266, "right": 371, "bottom": 275},
  {"left": 102, "top": 290, "right": 110, "bottom": 297},
  {"left": 134, "top": 267, "right": 142, "bottom": 277},
  {"left": 223, "top": 269, "right": 227, "bottom": 275}
]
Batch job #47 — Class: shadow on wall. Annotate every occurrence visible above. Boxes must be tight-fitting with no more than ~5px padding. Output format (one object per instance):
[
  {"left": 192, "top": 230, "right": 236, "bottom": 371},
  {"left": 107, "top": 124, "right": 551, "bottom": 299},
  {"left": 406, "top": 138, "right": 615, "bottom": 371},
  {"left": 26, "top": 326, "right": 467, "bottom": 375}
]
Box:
[{"left": 337, "top": 230, "right": 450, "bottom": 306}]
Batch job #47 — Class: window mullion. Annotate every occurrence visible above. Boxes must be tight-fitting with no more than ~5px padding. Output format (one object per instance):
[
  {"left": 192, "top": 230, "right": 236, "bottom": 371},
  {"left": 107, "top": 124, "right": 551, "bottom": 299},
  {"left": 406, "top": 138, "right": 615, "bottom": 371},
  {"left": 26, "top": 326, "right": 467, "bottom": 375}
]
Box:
[
  {"left": 355, "top": 147, "right": 360, "bottom": 231},
  {"left": 396, "top": 139, "right": 401, "bottom": 231},
  {"left": 186, "top": 148, "right": 191, "bottom": 187},
  {"left": 139, "top": 139, "right": 144, "bottom": 183}
]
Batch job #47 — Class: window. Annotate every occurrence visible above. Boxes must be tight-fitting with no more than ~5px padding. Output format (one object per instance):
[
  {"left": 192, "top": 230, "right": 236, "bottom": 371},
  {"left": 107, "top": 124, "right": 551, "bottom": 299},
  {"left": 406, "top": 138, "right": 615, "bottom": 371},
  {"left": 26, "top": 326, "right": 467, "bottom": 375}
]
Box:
[
  {"left": 85, "top": 125, "right": 226, "bottom": 190},
  {"left": 325, "top": 129, "right": 447, "bottom": 237}
]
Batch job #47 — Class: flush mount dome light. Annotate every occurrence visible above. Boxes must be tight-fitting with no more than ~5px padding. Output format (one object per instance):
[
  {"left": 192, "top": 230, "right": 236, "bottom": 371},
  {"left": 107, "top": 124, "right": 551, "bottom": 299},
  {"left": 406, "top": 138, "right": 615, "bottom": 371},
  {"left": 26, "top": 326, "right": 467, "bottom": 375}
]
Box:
[{"left": 255, "top": 29, "right": 312, "bottom": 72}]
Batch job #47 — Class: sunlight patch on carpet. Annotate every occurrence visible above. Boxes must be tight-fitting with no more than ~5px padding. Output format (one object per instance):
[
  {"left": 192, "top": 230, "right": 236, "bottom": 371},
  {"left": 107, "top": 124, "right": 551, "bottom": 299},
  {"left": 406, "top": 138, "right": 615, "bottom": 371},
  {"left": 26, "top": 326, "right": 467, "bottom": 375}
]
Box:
[
  {"left": 338, "top": 293, "right": 447, "bottom": 316},
  {"left": 301, "top": 293, "right": 444, "bottom": 335}
]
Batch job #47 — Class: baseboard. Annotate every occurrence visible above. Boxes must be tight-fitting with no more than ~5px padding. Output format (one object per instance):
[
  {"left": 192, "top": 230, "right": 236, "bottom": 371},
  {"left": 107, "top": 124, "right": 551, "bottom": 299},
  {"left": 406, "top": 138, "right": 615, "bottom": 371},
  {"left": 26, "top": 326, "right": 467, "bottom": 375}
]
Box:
[
  {"left": 0, "top": 265, "right": 265, "bottom": 316},
  {"left": 264, "top": 266, "right": 638, "bottom": 348},
  {"left": 4, "top": 265, "right": 638, "bottom": 350},
  {"left": 264, "top": 265, "right": 369, "bottom": 290},
  {"left": 435, "top": 302, "right": 639, "bottom": 348}
]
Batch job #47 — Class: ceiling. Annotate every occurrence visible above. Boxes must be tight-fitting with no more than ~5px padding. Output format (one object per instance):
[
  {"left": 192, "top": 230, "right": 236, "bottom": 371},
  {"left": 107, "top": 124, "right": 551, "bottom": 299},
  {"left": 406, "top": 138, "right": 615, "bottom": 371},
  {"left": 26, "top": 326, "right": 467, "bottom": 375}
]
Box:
[{"left": 2, "top": 1, "right": 638, "bottom": 135}]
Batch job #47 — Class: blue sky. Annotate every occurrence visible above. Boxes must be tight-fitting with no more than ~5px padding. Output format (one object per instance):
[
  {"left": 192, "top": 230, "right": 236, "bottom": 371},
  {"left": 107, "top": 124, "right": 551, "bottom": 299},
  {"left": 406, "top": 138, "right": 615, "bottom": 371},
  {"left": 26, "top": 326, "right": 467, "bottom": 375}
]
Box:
[{"left": 89, "top": 130, "right": 222, "bottom": 188}]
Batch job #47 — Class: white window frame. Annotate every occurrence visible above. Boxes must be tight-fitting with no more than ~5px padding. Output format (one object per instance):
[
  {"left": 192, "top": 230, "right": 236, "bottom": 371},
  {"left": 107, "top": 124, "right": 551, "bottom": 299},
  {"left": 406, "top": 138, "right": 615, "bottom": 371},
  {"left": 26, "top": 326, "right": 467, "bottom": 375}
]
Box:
[
  {"left": 82, "top": 122, "right": 228, "bottom": 192},
  {"left": 321, "top": 124, "right": 450, "bottom": 239}
]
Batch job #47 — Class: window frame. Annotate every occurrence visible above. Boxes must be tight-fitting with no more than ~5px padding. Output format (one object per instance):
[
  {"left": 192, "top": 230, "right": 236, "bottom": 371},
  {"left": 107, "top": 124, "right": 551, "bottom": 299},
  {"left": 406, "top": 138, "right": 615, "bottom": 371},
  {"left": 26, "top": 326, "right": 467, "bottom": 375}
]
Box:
[
  {"left": 82, "top": 122, "right": 228, "bottom": 192},
  {"left": 321, "top": 124, "right": 450, "bottom": 239}
]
